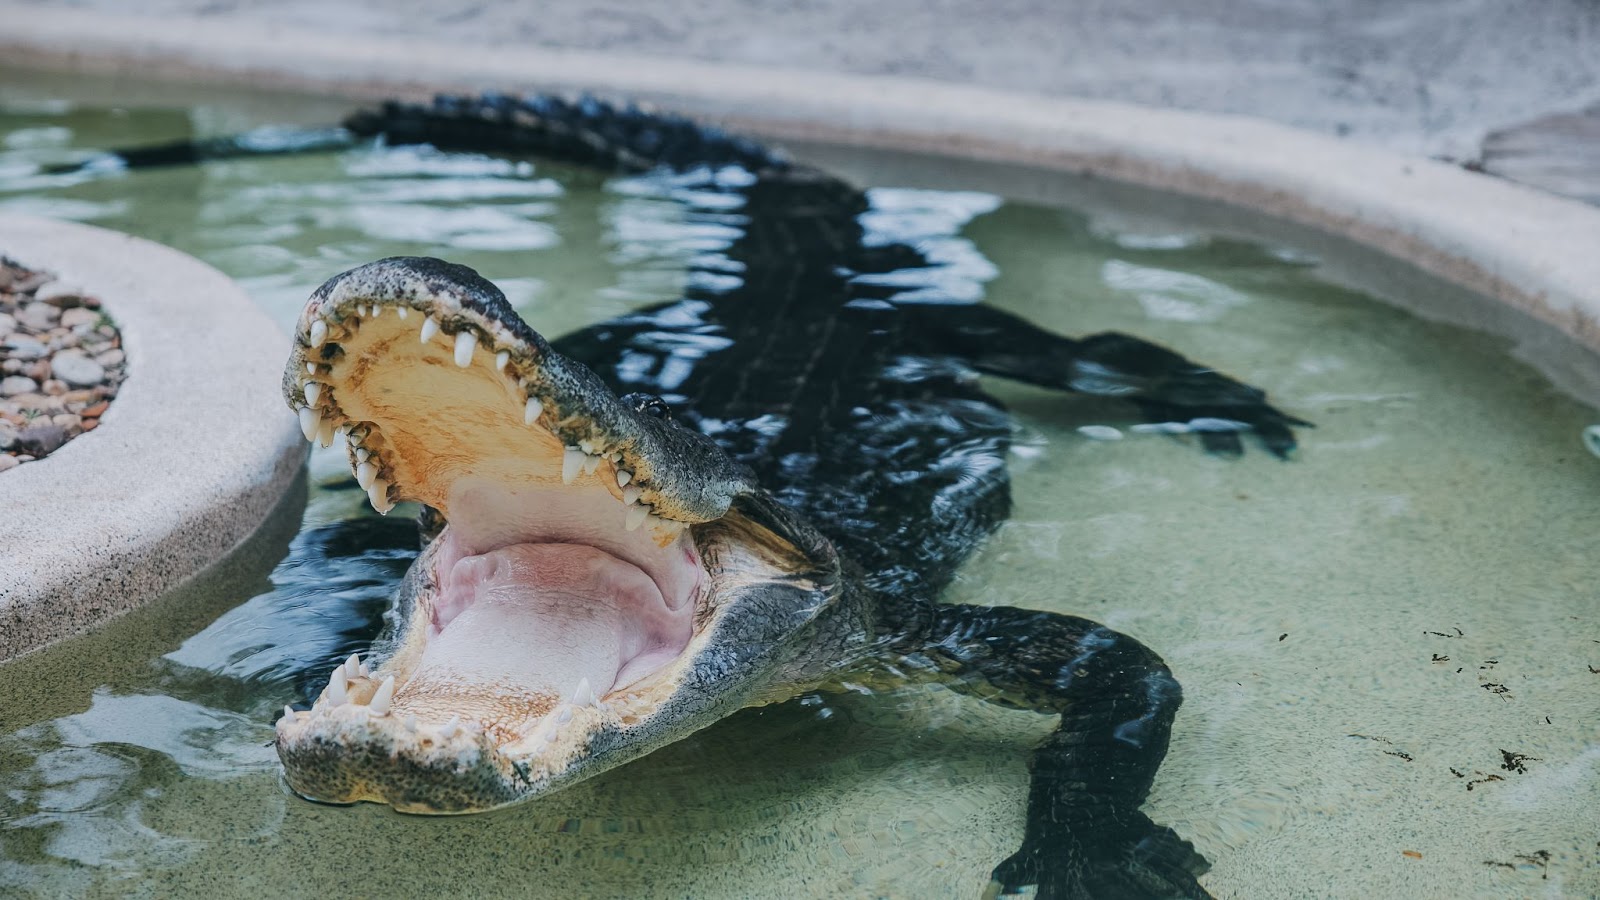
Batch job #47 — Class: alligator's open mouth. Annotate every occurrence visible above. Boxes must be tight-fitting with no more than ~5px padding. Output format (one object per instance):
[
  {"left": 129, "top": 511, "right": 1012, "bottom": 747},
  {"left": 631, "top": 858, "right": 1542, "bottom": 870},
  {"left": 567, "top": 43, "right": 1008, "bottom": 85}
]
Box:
[{"left": 273, "top": 258, "right": 829, "bottom": 813}]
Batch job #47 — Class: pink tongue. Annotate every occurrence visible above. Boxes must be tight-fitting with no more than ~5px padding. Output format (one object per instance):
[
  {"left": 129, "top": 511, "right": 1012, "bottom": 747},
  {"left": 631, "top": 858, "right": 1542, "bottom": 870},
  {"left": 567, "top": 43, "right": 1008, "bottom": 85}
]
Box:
[{"left": 411, "top": 544, "right": 655, "bottom": 701}]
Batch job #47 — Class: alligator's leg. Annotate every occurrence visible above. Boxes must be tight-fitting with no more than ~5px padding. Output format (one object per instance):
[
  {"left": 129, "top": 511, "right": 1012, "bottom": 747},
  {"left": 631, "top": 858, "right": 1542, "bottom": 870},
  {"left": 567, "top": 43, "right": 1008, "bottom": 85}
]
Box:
[
  {"left": 871, "top": 598, "right": 1212, "bottom": 900},
  {"left": 903, "top": 303, "right": 1308, "bottom": 457}
]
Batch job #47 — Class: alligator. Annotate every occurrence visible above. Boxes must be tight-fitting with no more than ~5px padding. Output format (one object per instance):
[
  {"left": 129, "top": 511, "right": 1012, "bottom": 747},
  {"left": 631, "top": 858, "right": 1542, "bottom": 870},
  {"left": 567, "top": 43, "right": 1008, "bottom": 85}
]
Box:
[{"left": 75, "top": 95, "right": 1308, "bottom": 898}]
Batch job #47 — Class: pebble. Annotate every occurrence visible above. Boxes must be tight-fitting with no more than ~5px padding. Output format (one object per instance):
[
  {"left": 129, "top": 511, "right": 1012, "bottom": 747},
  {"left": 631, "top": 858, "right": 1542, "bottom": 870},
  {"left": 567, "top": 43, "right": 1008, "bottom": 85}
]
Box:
[
  {"left": 2, "top": 336, "right": 46, "bottom": 360},
  {"left": 15, "top": 422, "right": 67, "bottom": 456},
  {"left": 0, "top": 375, "right": 37, "bottom": 396},
  {"left": 0, "top": 260, "right": 127, "bottom": 471},
  {"left": 61, "top": 307, "right": 99, "bottom": 329},
  {"left": 49, "top": 351, "right": 105, "bottom": 388}
]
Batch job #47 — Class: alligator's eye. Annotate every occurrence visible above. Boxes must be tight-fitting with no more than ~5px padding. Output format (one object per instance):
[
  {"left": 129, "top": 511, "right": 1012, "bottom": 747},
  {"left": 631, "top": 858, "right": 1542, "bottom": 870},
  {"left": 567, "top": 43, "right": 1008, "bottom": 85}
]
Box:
[{"left": 622, "top": 392, "right": 673, "bottom": 422}]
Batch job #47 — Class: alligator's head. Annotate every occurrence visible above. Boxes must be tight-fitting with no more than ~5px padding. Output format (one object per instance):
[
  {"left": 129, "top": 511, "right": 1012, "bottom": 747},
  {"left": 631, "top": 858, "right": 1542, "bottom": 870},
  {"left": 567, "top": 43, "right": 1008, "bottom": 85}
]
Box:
[{"left": 274, "top": 257, "right": 842, "bottom": 812}]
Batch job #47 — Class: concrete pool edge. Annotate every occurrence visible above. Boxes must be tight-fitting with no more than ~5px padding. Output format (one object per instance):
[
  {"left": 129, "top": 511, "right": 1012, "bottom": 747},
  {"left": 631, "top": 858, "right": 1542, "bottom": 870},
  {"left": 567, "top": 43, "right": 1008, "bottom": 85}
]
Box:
[
  {"left": 3, "top": 4, "right": 1600, "bottom": 354},
  {"left": 0, "top": 215, "right": 304, "bottom": 661}
]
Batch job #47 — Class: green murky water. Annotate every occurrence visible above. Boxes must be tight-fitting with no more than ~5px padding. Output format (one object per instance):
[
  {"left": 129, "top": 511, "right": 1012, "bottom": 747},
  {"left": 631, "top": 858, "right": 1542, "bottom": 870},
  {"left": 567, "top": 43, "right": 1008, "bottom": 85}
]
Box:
[{"left": 1, "top": 72, "right": 1596, "bottom": 898}]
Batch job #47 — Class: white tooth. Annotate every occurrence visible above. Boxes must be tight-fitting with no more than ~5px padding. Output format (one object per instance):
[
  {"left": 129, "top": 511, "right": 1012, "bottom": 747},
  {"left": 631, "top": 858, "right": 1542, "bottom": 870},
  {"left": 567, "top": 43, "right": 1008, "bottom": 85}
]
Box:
[
  {"left": 495, "top": 350, "right": 510, "bottom": 371},
  {"left": 370, "top": 304, "right": 381, "bottom": 317},
  {"left": 355, "top": 447, "right": 370, "bottom": 462},
  {"left": 368, "top": 479, "right": 392, "bottom": 514},
  {"left": 298, "top": 406, "right": 319, "bottom": 441},
  {"left": 309, "top": 319, "right": 328, "bottom": 347},
  {"left": 356, "top": 461, "right": 377, "bottom": 490},
  {"left": 397, "top": 306, "right": 409, "bottom": 320},
  {"left": 328, "top": 667, "right": 349, "bottom": 705},
  {"left": 316, "top": 419, "right": 336, "bottom": 448},
  {"left": 421, "top": 317, "right": 440, "bottom": 343},
  {"left": 562, "top": 448, "right": 584, "bottom": 484},
  {"left": 303, "top": 382, "right": 322, "bottom": 406},
  {"left": 582, "top": 453, "right": 601, "bottom": 475},
  {"left": 305, "top": 361, "right": 318, "bottom": 375},
  {"left": 404, "top": 715, "right": 418, "bottom": 732},
  {"left": 358, "top": 662, "right": 371, "bottom": 677},
  {"left": 439, "top": 716, "right": 460, "bottom": 739},
  {"left": 579, "top": 439, "right": 597, "bottom": 454},
  {"left": 454, "top": 331, "right": 477, "bottom": 367},
  {"left": 281, "top": 705, "right": 297, "bottom": 724},
  {"left": 625, "top": 504, "right": 649, "bottom": 531},
  {"left": 524, "top": 397, "right": 543, "bottom": 425},
  {"left": 622, "top": 485, "right": 641, "bottom": 505},
  {"left": 343, "top": 653, "right": 361, "bottom": 679},
  {"left": 556, "top": 706, "right": 573, "bottom": 725},
  {"left": 369, "top": 676, "right": 396, "bottom": 716},
  {"left": 573, "top": 678, "right": 597, "bottom": 708},
  {"left": 616, "top": 469, "right": 632, "bottom": 487}
]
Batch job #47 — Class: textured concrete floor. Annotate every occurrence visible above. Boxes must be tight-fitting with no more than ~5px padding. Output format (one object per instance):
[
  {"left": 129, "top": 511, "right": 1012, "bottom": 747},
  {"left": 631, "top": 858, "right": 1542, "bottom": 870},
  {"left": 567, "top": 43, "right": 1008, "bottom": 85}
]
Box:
[{"left": 14, "top": 0, "right": 1600, "bottom": 172}]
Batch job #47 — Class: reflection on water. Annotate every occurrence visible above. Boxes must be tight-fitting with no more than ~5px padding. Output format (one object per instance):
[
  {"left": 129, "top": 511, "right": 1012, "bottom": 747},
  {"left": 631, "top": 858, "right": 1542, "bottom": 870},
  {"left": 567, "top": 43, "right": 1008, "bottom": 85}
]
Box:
[{"left": 0, "top": 87, "right": 1597, "bottom": 898}]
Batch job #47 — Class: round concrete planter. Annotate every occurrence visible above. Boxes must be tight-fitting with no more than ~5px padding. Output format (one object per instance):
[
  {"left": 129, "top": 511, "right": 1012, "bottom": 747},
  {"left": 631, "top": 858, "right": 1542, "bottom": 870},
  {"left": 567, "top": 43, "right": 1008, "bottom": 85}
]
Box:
[{"left": 0, "top": 215, "right": 303, "bottom": 661}]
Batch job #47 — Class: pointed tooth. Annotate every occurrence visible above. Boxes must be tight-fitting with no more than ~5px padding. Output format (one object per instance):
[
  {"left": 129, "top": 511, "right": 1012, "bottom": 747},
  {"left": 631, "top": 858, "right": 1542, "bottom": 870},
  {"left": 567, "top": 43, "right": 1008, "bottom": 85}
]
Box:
[
  {"left": 397, "top": 306, "right": 409, "bottom": 320},
  {"left": 622, "top": 485, "right": 641, "bottom": 505},
  {"left": 328, "top": 667, "right": 349, "bottom": 705},
  {"left": 495, "top": 350, "right": 510, "bottom": 371},
  {"left": 454, "top": 330, "right": 477, "bottom": 367},
  {"left": 582, "top": 453, "right": 601, "bottom": 475},
  {"left": 543, "top": 730, "right": 557, "bottom": 744},
  {"left": 309, "top": 319, "right": 328, "bottom": 347},
  {"left": 524, "top": 397, "right": 543, "bottom": 425},
  {"left": 316, "top": 419, "right": 336, "bottom": 448},
  {"left": 616, "top": 469, "right": 632, "bottom": 487},
  {"left": 367, "top": 479, "right": 392, "bottom": 514},
  {"left": 355, "top": 447, "right": 370, "bottom": 462},
  {"left": 420, "top": 316, "right": 440, "bottom": 343},
  {"left": 556, "top": 705, "right": 574, "bottom": 725},
  {"left": 298, "top": 406, "right": 319, "bottom": 441},
  {"left": 562, "top": 448, "right": 584, "bottom": 484},
  {"left": 303, "top": 382, "right": 322, "bottom": 406},
  {"left": 358, "top": 662, "right": 371, "bottom": 677},
  {"left": 305, "top": 361, "right": 318, "bottom": 375},
  {"left": 439, "top": 716, "right": 460, "bottom": 739},
  {"left": 281, "top": 705, "right": 297, "bottom": 724},
  {"left": 370, "top": 304, "right": 381, "bottom": 317},
  {"left": 369, "top": 676, "right": 396, "bottom": 716},
  {"left": 355, "top": 461, "right": 377, "bottom": 490},
  {"left": 573, "top": 678, "right": 597, "bottom": 708},
  {"left": 404, "top": 714, "right": 418, "bottom": 732},
  {"left": 625, "top": 503, "right": 649, "bottom": 531},
  {"left": 343, "top": 653, "right": 361, "bottom": 679}
]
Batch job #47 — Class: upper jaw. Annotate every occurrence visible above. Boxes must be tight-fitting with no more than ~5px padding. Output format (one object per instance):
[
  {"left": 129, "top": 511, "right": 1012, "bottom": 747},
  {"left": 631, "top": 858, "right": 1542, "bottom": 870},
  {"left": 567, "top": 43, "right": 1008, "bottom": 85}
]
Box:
[{"left": 281, "top": 256, "right": 757, "bottom": 524}]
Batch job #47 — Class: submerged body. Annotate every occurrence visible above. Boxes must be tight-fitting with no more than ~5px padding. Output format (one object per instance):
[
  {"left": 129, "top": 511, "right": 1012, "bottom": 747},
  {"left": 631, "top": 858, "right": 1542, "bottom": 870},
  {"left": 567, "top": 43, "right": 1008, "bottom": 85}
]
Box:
[{"left": 92, "top": 96, "right": 1306, "bottom": 897}]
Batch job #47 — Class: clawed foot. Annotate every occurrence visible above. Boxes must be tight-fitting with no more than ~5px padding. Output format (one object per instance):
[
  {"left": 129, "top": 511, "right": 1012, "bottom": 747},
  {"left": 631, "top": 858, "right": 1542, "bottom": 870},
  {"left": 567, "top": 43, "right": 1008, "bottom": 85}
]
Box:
[{"left": 985, "top": 816, "right": 1213, "bottom": 900}]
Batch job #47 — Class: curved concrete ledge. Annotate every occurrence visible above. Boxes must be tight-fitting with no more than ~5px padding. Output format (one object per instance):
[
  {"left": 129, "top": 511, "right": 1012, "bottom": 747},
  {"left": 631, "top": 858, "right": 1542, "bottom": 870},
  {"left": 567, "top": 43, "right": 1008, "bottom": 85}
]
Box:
[
  {"left": 4, "top": 5, "right": 1600, "bottom": 358},
  {"left": 0, "top": 215, "right": 303, "bottom": 661}
]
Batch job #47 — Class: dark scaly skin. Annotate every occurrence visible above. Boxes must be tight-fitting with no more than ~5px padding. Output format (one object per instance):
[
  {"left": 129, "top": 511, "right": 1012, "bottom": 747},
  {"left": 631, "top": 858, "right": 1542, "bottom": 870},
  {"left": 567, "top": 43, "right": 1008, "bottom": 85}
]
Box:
[{"left": 63, "top": 94, "right": 1313, "bottom": 898}]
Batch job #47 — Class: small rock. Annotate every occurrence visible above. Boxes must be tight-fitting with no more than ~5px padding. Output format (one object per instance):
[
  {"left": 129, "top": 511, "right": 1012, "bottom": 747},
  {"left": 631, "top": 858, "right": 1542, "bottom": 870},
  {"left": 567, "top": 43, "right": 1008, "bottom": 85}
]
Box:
[
  {"left": 0, "top": 312, "right": 14, "bottom": 337},
  {"left": 15, "top": 303, "right": 60, "bottom": 330},
  {"left": 0, "top": 422, "right": 15, "bottom": 450},
  {"left": 95, "top": 348, "right": 125, "bottom": 367},
  {"left": 41, "top": 379, "right": 67, "bottom": 396},
  {"left": 51, "top": 413, "right": 82, "bottom": 434},
  {"left": 0, "top": 359, "right": 19, "bottom": 374},
  {"left": 34, "top": 281, "right": 88, "bottom": 308},
  {"left": 62, "top": 389, "right": 94, "bottom": 406},
  {"left": 10, "top": 394, "right": 65, "bottom": 415},
  {"left": 24, "top": 361, "right": 49, "bottom": 381},
  {"left": 2, "top": 336, "right": 46, "bottom": 359},
  {"left": 80, "top": 400, "right": 110, "bottom": 418},
  {"left": 15, "top": 422, "right": 66, "bottom": 456},
  {"left": 81, "top": 418, "right": 99, "bottom": 432},
  {"left": 0, "top": 375, "right": 38, "bottom": 396},
  {"left": 60, "top": 308, "right": 99, "bottom": 329},
  {"left": 0, "top": 455, "right": 18, "bottom": 474},
  {"left": 49, "top": 352, "right": 105, "bottom": 389}
]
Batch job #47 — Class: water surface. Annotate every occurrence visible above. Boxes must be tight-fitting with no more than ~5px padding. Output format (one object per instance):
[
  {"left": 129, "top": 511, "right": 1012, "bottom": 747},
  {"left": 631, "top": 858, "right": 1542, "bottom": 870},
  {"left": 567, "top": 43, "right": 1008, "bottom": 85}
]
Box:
[{"left": 1, "top": 75, "right": 1596, "bottom": 898}]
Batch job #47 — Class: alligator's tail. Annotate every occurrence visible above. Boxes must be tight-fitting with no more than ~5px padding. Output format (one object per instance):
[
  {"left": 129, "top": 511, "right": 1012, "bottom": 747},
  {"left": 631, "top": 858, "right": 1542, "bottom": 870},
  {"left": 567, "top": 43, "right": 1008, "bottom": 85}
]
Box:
[{"left": 42, "top": 93, "right": 793, "bottom": 177}]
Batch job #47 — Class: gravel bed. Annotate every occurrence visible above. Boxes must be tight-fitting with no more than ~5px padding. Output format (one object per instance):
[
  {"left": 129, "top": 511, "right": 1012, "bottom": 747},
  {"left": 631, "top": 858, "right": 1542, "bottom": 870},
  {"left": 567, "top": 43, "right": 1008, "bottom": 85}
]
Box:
[{"left": 0, "top": 257, "right": 127, "bottom": 472}]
